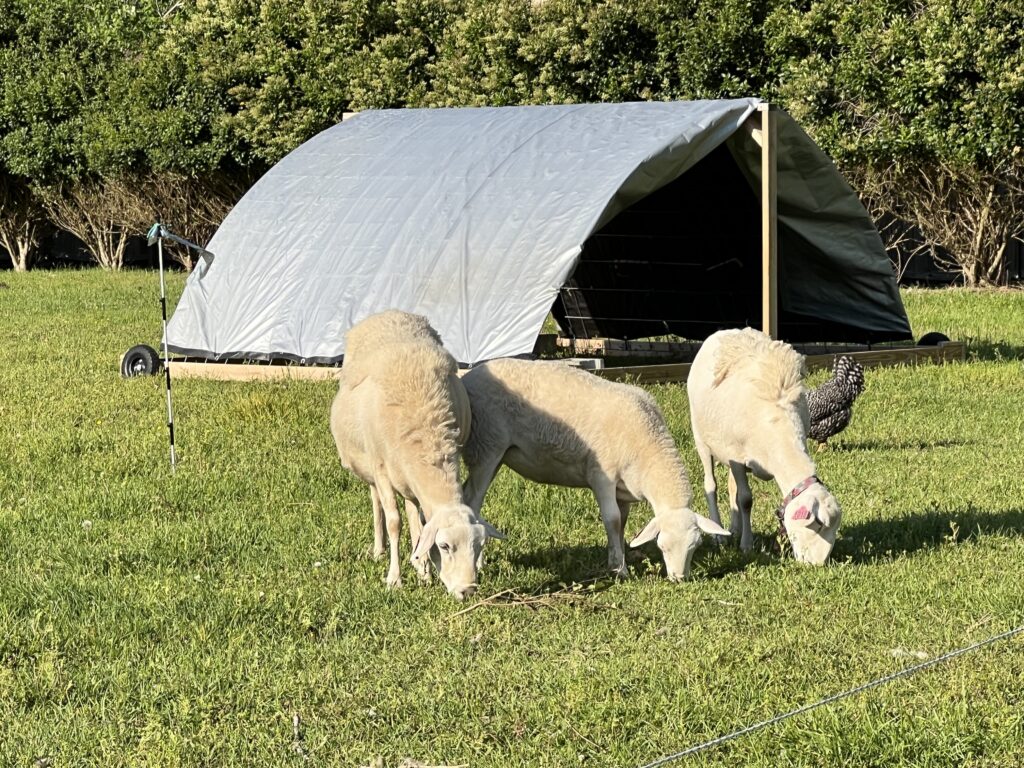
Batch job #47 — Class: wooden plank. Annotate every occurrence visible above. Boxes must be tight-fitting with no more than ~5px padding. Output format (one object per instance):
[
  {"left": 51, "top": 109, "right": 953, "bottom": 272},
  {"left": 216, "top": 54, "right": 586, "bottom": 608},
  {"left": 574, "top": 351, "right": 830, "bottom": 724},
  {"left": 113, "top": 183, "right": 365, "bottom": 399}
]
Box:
[
  {"left": 760, "top": 103, "right": 778, "bottom": 338},
  {"left": 593, "top": 342, "right": 966, "bottom": 385},
  {"left": 168, "top": 360, "right": 342, "bottom": 382},
  {"left": 167, "top": 342, "right": 965, "bottom": 384},
  {"left": 554, "top": 337, "right": 701, "bottom": 355},
  {"left": 593, "top": 362, "right": 692, "bottom": 384},
  {"left": 803, "top": 341, "right": 966, "bottom": 372}
]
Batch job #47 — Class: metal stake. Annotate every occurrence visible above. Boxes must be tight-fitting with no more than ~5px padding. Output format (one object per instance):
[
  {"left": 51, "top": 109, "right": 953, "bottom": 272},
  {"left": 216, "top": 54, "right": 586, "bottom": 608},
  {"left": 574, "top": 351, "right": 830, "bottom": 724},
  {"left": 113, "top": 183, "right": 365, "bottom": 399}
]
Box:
[
  {"left": 156, "top": 230, "right": 177, "bottom": 472},
  {"left": 145, "top": 222, "right": 214, "bottom": 472}
]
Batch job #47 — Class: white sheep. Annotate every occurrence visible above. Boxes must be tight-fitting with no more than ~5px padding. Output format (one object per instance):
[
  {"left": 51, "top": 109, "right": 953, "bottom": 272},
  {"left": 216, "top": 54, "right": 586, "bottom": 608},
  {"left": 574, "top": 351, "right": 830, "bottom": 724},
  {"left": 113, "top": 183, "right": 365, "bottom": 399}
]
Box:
[
  {"left": 330, "top": 311, "right": 504, "bottom": 599},
  {"left": 687, "top": 327, "right": 842, "bottom": 564},
  {"left": 339, "top": 309, "right": 447, "bottom": 570},
  {"left": 461, "top": 358, "right": 728, "bottom": 581}
]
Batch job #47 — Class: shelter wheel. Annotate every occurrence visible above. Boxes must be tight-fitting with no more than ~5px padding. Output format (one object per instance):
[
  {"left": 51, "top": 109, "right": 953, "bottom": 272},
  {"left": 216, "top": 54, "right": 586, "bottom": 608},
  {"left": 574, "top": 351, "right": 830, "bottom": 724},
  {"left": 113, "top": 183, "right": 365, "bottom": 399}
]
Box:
[
  {"left": 120, "top": 344, "right": 161, "bottom": 378},
  {"left": 917, "top": 331, "right": 950, "bottom": 346}
]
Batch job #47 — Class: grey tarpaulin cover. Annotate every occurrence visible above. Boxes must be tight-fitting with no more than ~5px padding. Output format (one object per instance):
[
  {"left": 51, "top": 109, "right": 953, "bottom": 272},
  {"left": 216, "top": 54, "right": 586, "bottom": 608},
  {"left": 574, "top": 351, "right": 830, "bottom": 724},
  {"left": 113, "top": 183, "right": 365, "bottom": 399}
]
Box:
[{"left": 165, "top": 98, "right": 910, "bottom": 365}]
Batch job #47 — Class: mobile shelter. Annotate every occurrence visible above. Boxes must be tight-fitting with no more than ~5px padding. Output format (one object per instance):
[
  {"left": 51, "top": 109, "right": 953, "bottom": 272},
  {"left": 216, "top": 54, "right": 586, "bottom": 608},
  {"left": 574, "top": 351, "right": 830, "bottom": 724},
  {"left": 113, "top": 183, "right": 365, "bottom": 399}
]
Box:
[{"left": 163, "top": 98, "right": 915, "bottom": 372}]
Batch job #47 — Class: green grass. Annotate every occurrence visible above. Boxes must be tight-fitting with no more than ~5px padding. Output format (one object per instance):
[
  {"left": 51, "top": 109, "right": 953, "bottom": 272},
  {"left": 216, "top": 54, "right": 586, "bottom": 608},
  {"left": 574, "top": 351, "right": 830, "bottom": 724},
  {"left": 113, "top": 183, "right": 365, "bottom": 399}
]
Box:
[{"left": 1, "top": 271, "right": 1023, "bottom": 766}]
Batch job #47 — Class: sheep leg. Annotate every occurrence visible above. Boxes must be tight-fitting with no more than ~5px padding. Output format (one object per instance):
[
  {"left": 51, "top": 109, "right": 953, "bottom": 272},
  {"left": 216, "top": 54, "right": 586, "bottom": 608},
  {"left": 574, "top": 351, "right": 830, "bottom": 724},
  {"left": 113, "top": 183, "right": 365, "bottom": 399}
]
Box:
[
  {"left": 693, "top": 435, "right": 727, "bottom": 546},
  {"left": 619, "top": 500, "right": 643, "bottom": 564},
  {"left": 370, "top": 487, "right": 385, "bottom": 560},
  {"left": 405, "top": 498, "right": 431, "bottom": 584},
  {"left": 727, "top": 462, "right": 754, "bottom": 552},
  {"left": 594, "top": 482, "right": 628, "bottom": 578},
  {"left": 617, "top": 500, "right": 632, "bottom": 543},
  {"left": 462, "top": 452, "right": 504, "bottom": 514},
  {"left": 375, "top": 477, "right": 403, "bottom": 589}
]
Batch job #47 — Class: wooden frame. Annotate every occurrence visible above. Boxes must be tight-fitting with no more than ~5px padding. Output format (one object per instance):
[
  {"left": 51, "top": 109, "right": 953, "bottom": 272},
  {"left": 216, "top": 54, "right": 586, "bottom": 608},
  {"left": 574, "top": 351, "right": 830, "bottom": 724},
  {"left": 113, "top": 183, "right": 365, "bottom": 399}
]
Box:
[
  {"left": 746, "top": 103, "right": 778, "bottom": 337},
  {"left": 593, "top": 341, "right": 967, "bottom": 385},
  {"left": 760, "top": 103, "right": 778, "bottom": 338},
  {"left": 168, "top": 360, "right": 341, "bottom": 382},
  {"left": 167, "top": 341, "right": 966, "bottom": 384}
]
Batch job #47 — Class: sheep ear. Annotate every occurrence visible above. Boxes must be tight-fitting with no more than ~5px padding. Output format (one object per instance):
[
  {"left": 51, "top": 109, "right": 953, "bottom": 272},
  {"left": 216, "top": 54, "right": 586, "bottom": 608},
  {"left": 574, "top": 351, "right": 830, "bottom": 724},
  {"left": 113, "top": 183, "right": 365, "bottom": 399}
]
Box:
[
  {"left": 411, "top": 518, "right": 438, "bottom": 562},
  {"left": 695, "top": 514, "right": 730, "bottom": 536},
  {"left": 478, "top": 516, "right": 506, "bottom": 540},
  {"left": 629, "top": 517, "right": 661, "bottom": 547}
]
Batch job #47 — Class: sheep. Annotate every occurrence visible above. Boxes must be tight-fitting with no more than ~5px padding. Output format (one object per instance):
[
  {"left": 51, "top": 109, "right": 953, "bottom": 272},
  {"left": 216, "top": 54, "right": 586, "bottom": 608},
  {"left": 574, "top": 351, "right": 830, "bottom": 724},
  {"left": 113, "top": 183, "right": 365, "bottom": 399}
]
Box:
[
  {"left": 339, "top": 309, "right": 447, "bottom": 571},
  {"left": 461, "top": 357, "right": 728, "bottom": 581},
  {"left": 330, "top": 311, "right": 504, "bottom": 599},
  {"left": 687, "top": 327, "right": 842, "bottom": 565},
  {"left": 342, "top": 309, "right": 443, "bottom": 386}
]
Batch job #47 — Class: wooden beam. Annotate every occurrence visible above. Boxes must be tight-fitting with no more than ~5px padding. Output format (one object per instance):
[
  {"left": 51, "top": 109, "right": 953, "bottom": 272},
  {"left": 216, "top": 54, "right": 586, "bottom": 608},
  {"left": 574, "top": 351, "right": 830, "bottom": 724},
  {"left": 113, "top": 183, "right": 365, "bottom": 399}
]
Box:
[
  {"left": 760, "top": 102, "right": 778, "bottom": 338},
  {"left": 803, "top": 341, "right": 966, "bottom": 373},
  {"left": 594, "top": 361, "right": 692, "bottom": 385},
  {"left": 168, "top": 360, "right": 342, "bottom": 382},
  {"left": 592, "top": 342, "right": 966, "bottom": 385},
  {"left": 553, "top": 336, "right": 702, "bottom": 356},
  {"left": 166, "top": 342, "right": 965, "bottom": 384}
]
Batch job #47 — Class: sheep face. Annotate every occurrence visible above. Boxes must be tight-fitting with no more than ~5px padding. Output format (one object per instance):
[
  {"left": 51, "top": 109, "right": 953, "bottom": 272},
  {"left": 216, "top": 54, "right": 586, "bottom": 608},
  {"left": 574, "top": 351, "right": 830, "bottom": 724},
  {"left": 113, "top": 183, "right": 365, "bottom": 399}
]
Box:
[
  {"left": 783, "top": 485, "right": 842, "bottom": 565},
  {"left": 411, "top": 505, "right": 505, "bottom": 600},
  {"left": 630, "top": 510, "right": 729, "bottom": 581}
]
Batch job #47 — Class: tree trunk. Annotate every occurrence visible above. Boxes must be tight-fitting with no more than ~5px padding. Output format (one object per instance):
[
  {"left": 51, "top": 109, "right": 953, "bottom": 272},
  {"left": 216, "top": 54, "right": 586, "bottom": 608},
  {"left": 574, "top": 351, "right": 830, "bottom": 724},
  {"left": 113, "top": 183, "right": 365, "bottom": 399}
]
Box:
[
  {"left": 847, "top": 160, "right": 1023, "bottom": 288},
  {"left": 0, "top": 179, "right": 45, "bottom": 271},
  {"left": 42, "top": 182, "right": 134, "bottom": 270},
  {"left": 11, "top": 239, "right": 32, "bottom": 271}
]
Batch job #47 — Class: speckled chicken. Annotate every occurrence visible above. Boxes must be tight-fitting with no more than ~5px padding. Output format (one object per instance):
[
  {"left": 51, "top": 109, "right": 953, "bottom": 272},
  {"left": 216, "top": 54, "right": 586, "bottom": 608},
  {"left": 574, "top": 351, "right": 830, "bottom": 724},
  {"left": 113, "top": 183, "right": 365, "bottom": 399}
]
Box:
[{"left": 806, "top": 355, "right": 865, "bottom": 445}]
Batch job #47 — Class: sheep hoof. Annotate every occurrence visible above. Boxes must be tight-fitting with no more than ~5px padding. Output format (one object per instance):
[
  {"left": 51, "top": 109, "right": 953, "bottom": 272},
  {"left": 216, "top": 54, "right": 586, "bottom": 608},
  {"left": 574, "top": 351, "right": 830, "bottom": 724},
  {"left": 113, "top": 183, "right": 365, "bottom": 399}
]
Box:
[{"left": 384, "top": 574, "right": 403, "bottom": 589}]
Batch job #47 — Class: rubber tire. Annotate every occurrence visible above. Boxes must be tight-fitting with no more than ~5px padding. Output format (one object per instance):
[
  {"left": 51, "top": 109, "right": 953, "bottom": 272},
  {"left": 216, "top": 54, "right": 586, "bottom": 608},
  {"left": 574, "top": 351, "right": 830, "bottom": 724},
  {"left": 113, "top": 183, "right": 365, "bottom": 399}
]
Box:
[
  {"left": 917, "top": 331, "right": 950, "bottom": 346},
  {"left": 120, "top": 344, "right": 161, "bottom": 377}
]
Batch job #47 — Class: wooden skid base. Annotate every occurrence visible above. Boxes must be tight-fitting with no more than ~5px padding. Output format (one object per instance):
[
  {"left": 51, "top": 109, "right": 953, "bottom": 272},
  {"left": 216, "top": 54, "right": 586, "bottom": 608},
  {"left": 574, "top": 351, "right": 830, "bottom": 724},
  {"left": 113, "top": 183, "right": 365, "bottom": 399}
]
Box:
[
  {"left": 167, "top": 342, "right": 965, "bottom": 384},
  {"left": 594, "top": 341, "right": 966, "bottom": 385},
  {"left": 168, "top": 360, "right": 342, "bottom": 382}
]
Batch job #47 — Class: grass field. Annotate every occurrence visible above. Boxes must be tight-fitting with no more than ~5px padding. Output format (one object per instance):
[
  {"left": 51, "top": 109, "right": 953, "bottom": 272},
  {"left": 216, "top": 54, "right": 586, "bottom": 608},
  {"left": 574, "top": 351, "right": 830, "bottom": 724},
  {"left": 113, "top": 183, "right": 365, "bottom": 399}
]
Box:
[{"left": 1, "top": 272, "right": 1022, "bottom": 767}]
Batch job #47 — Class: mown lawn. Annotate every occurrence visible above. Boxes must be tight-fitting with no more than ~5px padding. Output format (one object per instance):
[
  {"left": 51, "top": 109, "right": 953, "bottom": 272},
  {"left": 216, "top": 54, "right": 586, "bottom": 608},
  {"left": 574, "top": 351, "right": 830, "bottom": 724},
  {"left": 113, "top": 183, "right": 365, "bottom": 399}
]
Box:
[{"left": 0, "top": 273, "right": 1022, "bottom": 767}]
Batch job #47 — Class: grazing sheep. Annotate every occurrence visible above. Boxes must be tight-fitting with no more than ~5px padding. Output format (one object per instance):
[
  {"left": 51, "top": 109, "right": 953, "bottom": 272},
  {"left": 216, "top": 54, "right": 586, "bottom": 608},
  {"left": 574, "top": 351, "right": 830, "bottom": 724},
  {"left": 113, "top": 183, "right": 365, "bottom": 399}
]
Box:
[
  {"left": 687, "top": 328, "right": 842, "bottom": 565},
  {"left": 330, "top": 311, "right": 503, "bottom": 599},
  {"left": 339, "top": 309, "right": 447, "bottom": 570},
  {"left": 461, "top": 358, "right": 728, "bottom": 581}
]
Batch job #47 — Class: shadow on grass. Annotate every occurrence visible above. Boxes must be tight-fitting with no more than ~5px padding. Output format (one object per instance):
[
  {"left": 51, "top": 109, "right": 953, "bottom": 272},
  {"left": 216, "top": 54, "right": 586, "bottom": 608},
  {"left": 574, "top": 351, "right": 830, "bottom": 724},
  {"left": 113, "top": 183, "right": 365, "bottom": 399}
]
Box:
[
  {"left": 834, "top": 506, "right": 1024, "bottom": 564},
  {"left": 503, "top": 508, "right": 1024, "bottom": 584},
  {"left": 509, "top": 544, "right": 613, "bottom": 587},
  {"left": 508, "top": 541, "right": 754, "bottom": 587},
  {"left": 829, "top": 437, "right": 971, "bottom": 452},
  {"left": 966, "top": 340, "right": 1024, "bottom": 362}
]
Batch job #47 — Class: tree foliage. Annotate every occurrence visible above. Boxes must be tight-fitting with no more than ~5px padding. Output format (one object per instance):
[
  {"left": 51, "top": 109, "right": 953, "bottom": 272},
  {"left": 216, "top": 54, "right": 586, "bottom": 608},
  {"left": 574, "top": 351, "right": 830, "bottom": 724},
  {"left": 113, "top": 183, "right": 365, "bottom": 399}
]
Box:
[
  {"left": 768, "top": 0, "right": 1024, "bottom": 284},
  {"left": 0, "top": 0, "right": 1020, "bottom": 280}
]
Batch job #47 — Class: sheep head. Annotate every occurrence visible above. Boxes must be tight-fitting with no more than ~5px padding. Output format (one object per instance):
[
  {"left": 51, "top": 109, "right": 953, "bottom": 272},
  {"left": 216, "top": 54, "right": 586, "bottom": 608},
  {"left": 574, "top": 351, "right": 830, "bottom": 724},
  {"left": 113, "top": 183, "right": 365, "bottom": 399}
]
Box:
[
  {"left": 782, "top": 484, "right": 842, "bottom": 565},
  {"left": 629, "top": 510, "right": 729, "bottom": 581},
  {"left": 411, "top": 504, "right": 505, "bottom": 600}
]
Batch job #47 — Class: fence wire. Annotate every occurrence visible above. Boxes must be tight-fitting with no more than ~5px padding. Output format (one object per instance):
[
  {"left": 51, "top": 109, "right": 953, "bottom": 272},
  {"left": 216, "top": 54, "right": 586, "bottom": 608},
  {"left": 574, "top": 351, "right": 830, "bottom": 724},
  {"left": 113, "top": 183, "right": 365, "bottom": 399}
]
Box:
[{"left": 637, "top": 622, "right": 1024, "bottom": 768}]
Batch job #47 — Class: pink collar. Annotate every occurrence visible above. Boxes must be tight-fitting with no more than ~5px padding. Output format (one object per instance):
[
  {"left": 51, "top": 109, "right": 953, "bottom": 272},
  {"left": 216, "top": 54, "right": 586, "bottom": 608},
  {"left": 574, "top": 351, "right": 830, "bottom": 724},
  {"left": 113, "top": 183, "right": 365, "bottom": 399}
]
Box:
[
  {"left": 774, "top": 475, "right": 822, "bottom": 543},
  {"left": 780, "top": 475, "right": 820, "bottom": 511}
]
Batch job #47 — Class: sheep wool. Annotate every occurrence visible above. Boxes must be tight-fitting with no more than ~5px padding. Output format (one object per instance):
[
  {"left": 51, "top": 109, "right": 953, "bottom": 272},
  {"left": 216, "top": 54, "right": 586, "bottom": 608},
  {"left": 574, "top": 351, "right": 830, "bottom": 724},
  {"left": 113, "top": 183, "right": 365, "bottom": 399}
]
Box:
[
  {"left": 688, "top": 327, "right": 842, "bottom": 565},
  {"left": 329, "top": 311, "right": 500, "bottom": 600},
  {"left": 462, "top": 358, "right": 728, "bottom": 581}
]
